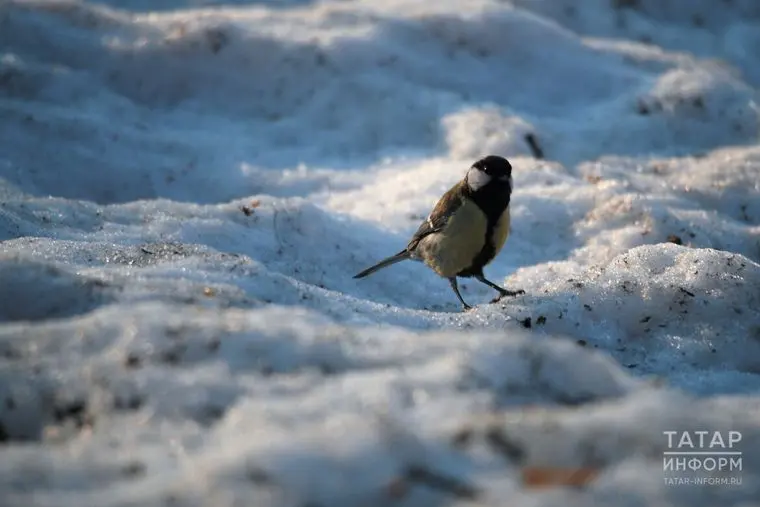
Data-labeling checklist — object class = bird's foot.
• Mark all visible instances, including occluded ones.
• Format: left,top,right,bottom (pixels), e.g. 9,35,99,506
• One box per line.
490,288,525,304
462,304,474,312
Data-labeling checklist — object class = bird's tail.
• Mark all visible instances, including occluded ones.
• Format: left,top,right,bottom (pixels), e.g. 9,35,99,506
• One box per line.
353,250,411,279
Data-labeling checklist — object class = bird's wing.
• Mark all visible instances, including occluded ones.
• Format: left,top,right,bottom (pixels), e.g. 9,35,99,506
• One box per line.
407,182,464,251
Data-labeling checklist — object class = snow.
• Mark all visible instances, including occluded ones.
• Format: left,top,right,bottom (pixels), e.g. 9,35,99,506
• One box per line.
1,0,760,505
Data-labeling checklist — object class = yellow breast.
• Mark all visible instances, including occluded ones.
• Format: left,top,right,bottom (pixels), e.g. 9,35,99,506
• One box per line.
491,207,511,256
416,199,488,278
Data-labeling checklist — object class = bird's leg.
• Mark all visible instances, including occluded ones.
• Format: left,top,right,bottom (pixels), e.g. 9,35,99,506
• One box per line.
448,278,472,311
475,274,525,304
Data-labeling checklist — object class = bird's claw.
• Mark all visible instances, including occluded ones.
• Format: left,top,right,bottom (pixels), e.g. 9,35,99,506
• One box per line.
490,289,525,304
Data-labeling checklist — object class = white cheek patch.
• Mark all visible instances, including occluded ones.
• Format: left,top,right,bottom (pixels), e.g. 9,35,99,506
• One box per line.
466,168,491,191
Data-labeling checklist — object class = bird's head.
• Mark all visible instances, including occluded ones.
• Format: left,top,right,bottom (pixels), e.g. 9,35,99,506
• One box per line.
465,155,513,193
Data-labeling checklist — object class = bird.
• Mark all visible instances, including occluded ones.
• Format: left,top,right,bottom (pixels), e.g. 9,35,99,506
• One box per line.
353,155,525,311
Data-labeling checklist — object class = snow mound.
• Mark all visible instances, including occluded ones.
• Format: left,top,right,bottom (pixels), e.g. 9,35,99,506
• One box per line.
0,256,113,322
510,244,760,393
1,303,758,506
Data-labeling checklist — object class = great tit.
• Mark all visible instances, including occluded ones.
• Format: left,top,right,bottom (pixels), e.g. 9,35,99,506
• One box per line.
354,155,524,311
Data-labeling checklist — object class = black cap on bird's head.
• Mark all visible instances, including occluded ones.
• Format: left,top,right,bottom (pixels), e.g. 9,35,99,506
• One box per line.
466,155,512,192
473,155,512,177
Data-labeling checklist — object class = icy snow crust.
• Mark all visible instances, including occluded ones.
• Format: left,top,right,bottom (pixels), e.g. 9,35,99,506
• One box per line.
1,0,760,505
